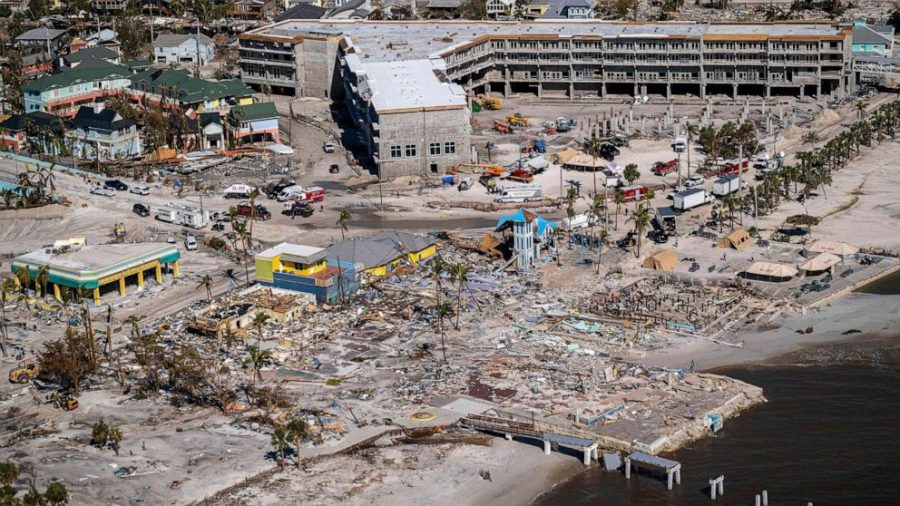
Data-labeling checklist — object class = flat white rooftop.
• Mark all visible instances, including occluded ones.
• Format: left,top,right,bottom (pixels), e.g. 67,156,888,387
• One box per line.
350,57,467,112
244,20,848,63
257,242,327,263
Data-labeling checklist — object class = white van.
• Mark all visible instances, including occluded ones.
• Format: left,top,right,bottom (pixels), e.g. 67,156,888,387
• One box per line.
185,235,198,251
276,185,304,202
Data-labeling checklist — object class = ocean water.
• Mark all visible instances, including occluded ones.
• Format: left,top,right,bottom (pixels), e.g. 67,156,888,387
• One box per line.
535,338,900,506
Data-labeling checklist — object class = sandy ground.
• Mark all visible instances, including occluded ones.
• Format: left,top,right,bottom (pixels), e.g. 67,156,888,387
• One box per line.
214,438,583,506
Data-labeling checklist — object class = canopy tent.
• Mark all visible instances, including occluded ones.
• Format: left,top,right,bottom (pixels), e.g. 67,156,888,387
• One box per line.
800,252,841,274
642,250,679,271
563,153,607,172
742,261,798,282
717,228,751,251
805,240,859,259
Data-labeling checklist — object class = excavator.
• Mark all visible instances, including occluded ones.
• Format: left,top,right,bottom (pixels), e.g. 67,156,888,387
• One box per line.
9,360,38,384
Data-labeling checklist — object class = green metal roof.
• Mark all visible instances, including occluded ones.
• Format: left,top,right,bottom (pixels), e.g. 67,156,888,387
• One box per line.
24,64,133,93
130,69,255,105
231,102,278,121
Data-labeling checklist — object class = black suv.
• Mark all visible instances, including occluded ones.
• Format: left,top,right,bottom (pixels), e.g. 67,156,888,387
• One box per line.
132,203,150,217
105,179,128,191
600,144,620,161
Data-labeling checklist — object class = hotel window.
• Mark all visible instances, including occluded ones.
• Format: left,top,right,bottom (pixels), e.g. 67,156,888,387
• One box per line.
390,145,402,158
405,144,417,157
429,142,441,155
444,142,456,154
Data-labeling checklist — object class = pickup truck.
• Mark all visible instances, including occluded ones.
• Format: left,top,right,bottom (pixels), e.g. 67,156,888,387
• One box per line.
652,159,678,176
90,185,115,197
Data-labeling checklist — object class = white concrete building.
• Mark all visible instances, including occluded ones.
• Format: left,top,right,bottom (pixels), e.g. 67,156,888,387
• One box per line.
153,33,216,66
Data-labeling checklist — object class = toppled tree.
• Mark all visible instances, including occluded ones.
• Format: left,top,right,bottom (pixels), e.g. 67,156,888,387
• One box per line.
37,326,96,395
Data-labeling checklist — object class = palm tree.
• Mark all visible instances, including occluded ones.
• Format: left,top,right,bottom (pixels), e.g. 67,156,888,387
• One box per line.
197,274,213,302
429,257,447,306
271,426,289,468
855,100,868,121
627,203,652,258
125,315,143,339
448,263,470,330
252,311,270,346
582,136,603,198
0,278,15,356
594,229,609,274
684,122,697,181
613,190,625,231
588,195,604,250
286,417,308,469
337,209,351,241
245,345,273,383
801,131,819,151
434,302,452,364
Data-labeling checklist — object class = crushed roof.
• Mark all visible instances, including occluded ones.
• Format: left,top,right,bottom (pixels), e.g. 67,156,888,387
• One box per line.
325,231,436,269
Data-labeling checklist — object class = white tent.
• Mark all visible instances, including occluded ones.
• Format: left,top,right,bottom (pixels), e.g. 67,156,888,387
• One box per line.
806,240,859,259
800,253,841,273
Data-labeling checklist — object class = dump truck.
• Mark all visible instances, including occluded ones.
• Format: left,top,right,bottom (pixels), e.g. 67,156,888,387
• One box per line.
9,361,38,383
673,188,714,211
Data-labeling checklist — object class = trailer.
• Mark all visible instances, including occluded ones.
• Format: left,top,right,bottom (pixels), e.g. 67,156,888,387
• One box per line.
672,188,713,211
156,203,210,228
495,184,543,203
673,134,688,153
712,174,741,197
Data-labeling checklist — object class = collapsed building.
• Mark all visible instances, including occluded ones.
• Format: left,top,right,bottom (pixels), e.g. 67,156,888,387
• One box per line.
189,286,308,338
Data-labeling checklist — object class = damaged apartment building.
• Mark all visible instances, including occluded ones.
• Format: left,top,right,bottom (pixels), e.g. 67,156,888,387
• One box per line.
238,20,852,178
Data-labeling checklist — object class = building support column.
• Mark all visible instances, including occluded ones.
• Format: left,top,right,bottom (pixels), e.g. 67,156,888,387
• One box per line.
765,84,771,98
536,83,542,99
118,277,126,296
665,82,671,100
543,440,551,455
583,447,591,466
732,83,738,100
137,271,144,291
485,82,491,95
93,287,100,306
504,80,511,98
699,83,705,100
816,84,821,102
799,85,804,99
600,82,606,99
633,82,639,98
155,264,163,283
173,261,180,278
569,82,574,100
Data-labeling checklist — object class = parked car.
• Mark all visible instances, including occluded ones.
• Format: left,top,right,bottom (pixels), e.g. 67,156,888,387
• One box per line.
105,179,128,191
210,211,232,222
600,143,620,161
184,235,198,251
323,141,336,153
90,185,115,197
166,233,176,244
684,175,705,188
285,203,314,218
236,202,272,220
129,185,150,195
329,164,340,174
132,203,150,217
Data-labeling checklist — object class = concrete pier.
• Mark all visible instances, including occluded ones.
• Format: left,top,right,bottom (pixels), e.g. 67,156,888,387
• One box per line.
709,475,724,499
624,451,682,490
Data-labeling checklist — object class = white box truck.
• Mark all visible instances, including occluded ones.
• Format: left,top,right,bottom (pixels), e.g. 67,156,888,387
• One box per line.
712,174,741,197
673,188,713,211
156,203,210,228
495,184,543,203
276,185,305,201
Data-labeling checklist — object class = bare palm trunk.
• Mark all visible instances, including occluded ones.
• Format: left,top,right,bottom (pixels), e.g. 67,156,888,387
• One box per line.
455,284,462,330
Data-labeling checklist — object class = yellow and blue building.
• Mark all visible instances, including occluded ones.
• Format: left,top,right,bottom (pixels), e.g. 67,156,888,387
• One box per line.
254,243,358,304
325,231,437,277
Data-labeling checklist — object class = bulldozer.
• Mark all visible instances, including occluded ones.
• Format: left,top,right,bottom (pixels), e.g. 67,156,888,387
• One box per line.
9,360,38,384
113,222,127,240
47,391,79,411
476,95,502,110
